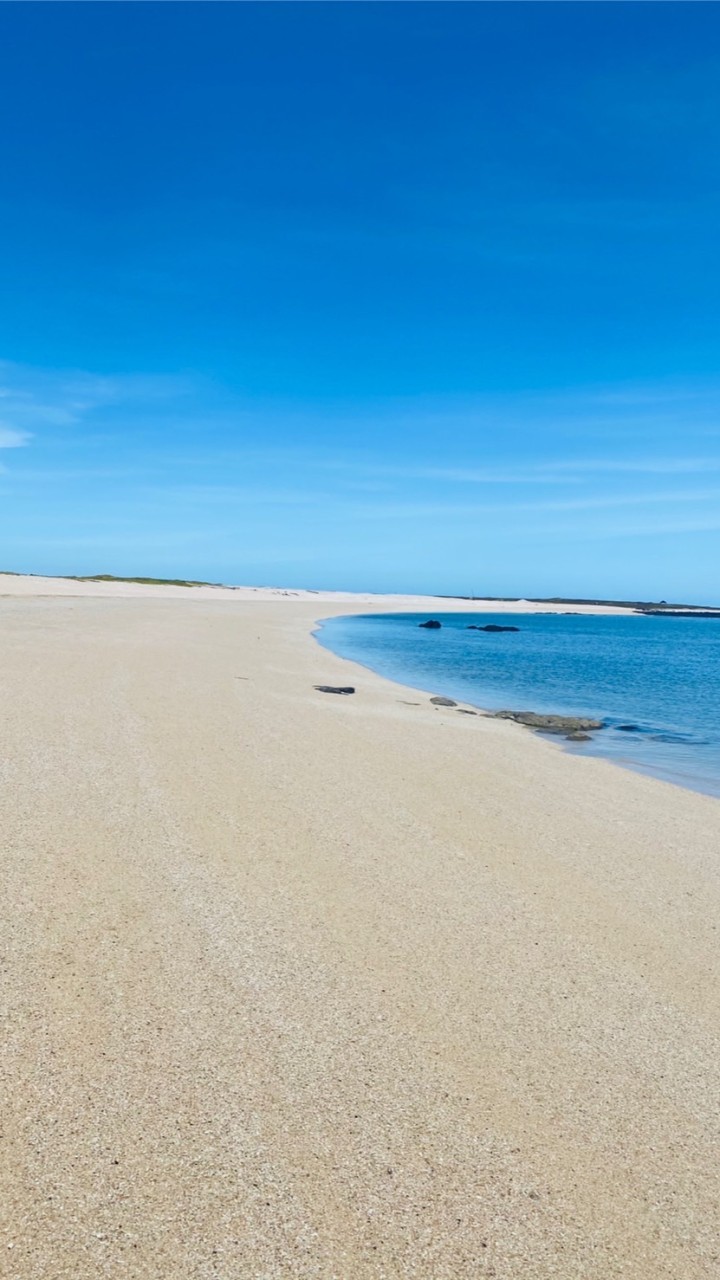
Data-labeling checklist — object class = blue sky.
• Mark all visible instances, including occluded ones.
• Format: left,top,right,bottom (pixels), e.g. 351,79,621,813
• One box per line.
1,3,719,600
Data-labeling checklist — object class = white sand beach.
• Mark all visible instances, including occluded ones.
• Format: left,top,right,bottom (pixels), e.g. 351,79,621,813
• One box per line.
2,578,720,1278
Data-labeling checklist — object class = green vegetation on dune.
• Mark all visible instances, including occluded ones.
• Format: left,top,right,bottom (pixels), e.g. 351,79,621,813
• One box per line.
0,570,219,586
70,574,220,587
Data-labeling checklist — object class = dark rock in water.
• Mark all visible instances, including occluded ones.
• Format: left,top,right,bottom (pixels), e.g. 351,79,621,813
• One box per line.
565,731,592,741
430,696,457,706
466,624,520,632
314,685,355,695
419,619,442,628
617,723,641,732
491,710,604,733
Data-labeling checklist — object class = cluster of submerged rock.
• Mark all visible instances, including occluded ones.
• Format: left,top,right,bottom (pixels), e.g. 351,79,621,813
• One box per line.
490,710,605,741
413,622,605,739
426,697,604,741
418,620,520,632
313,686,605,742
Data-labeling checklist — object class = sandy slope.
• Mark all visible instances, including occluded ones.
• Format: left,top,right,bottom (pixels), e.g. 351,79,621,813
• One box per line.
2,591,719,1279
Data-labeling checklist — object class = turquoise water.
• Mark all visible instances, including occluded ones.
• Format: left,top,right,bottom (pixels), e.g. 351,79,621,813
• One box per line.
317,612,720,798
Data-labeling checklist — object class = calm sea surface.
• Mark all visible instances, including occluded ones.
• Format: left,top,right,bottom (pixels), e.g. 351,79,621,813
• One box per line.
317,612,720,799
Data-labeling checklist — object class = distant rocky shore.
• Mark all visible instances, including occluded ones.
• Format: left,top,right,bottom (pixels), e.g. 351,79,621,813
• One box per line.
435,594,720,615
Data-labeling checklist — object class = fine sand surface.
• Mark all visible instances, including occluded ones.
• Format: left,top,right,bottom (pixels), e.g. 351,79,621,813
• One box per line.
2,587,720,1279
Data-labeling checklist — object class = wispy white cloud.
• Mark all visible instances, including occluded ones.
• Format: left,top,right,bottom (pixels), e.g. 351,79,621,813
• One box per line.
312,454,720,487
3,361,720,553
0,360,195,444
0,426,30,448
332,486,720,522
533,456,720,477
517,487,720,512
568,516,720,541
139,484,325,507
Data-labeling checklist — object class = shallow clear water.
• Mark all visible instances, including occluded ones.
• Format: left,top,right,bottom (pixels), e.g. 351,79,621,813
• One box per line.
317,612,720,799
